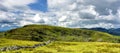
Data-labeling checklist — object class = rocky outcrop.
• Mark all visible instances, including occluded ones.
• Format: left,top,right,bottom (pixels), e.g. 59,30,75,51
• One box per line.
0,40,52,51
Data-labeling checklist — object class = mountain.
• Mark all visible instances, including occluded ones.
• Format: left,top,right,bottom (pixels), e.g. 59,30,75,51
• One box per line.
0,25,120,43
88,28,120,36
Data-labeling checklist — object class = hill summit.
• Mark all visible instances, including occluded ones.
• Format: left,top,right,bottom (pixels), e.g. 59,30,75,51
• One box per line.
1,25,120,43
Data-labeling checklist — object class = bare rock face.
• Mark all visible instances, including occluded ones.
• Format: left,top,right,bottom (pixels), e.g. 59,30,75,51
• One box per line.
0,40,52,51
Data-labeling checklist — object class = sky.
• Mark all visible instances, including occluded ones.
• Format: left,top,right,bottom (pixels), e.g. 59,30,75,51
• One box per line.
0,0,120,31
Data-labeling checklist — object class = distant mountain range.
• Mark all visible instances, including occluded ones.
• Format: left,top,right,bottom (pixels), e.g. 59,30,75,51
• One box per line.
88,28,120,36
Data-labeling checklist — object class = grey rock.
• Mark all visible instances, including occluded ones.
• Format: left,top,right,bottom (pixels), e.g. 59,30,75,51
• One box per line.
0,40,53,51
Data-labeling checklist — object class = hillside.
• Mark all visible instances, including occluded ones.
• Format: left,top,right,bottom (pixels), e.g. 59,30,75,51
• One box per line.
0,39,120,53
0,38,40,48
0,24,120,43
88,28,120,36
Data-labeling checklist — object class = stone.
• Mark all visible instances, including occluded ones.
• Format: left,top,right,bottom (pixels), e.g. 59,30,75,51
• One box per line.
0,40,53,51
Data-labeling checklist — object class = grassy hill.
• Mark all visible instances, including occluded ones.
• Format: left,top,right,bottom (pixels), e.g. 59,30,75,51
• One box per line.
0,39,120,53
0,24,119,43
87,28,120,36
0,38,40,48
0,25,120,53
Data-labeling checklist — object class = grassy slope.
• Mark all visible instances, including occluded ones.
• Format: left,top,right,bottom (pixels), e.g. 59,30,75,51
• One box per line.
0,25,120,53
0,39,120,53
0,38,40,48
1,24,119,42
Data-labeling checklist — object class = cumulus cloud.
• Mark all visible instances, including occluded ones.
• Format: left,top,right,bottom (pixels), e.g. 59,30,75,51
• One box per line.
0,0,37,30
47,0,120,28
0,0,36,10
0,0,120,31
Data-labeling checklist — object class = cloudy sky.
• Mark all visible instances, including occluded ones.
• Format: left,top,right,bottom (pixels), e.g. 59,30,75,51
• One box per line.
0,0,120,31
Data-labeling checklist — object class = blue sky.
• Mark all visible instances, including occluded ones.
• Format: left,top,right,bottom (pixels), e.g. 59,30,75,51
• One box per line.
0,0,120,31
29,0,48,12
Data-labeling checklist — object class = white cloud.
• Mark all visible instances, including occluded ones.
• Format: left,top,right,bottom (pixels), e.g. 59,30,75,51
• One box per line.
1,24,11,28
47,0,120,28
19,20,34,26
0,0,120,30
0,0,38,29
0,0,36,9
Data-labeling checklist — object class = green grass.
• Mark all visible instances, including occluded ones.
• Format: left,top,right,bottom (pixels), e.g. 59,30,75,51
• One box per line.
0,39,120,53
0,38,40,48
1,24,119,43
0,24,120,53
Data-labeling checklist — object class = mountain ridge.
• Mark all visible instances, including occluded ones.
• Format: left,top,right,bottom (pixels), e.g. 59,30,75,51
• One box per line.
87,28,120,36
